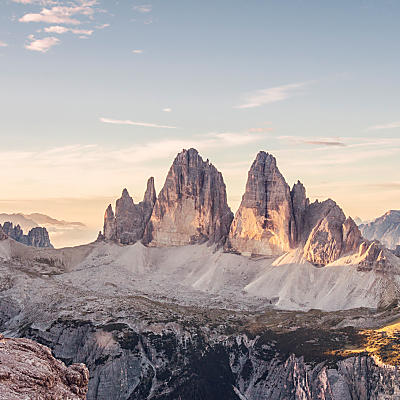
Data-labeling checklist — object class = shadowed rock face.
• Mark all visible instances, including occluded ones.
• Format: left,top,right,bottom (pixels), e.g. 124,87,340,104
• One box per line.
290,180,309,244
0,334,88,400
0,222,53,248
18,320,400,400
103,177,156,244
226,152,296,256
144,148,233,247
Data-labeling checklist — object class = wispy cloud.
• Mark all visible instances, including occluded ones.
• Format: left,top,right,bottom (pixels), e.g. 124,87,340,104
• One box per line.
95,23,109,29
100,117,177,129
20,8,81,25
279,136,346,147
18,1,99,25
25,35,59,52
367,121,400,131
44,25,93,35
134,4,152,13
234,81,311,109
0,41,8,47
132,49,143,54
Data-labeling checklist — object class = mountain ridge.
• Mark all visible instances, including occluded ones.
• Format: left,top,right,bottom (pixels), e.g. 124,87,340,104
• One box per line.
100,148,397,271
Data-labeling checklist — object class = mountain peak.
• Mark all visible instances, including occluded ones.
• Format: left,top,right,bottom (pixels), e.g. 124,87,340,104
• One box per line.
144,149,232,246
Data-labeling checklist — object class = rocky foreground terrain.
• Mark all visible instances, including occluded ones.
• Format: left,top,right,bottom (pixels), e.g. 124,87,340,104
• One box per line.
1,148,400,399
0,334,88,399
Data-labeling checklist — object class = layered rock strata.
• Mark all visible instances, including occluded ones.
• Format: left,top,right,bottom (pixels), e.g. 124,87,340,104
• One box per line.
103,177,156,244
0,334,88,400
0,222,53,248
144,148,233,246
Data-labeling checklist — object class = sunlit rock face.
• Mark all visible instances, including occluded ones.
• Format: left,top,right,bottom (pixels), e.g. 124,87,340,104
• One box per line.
226,152,296,256
144,148,233,247
303,203,347,265
225,151,369,264
342,217,364,254
103,177,156,244
302,200,367,265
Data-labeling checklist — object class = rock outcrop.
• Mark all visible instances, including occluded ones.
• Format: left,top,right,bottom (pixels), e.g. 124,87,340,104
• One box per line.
226,152,296,256
303,202,347,265
0,334,88,400
225,151,380,266
360,210,400,250
144,148,233,246
102,177,156,244
0,222,53,248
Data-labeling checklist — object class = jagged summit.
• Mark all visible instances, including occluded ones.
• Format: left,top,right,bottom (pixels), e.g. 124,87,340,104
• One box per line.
144,148,233,246
0,222,53,248
98,148,395,270
102,177,156,244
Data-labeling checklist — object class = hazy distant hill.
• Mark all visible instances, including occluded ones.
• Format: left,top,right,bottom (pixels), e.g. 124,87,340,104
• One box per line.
359,210,400,250
0,213,87,248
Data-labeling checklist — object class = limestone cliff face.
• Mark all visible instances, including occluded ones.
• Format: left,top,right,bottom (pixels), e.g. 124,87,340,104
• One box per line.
144,148,233,247
103,178,156,244
226,152,297,256
0,334,88,400
225,151,373,265
303,203,347,266
0,222,53,248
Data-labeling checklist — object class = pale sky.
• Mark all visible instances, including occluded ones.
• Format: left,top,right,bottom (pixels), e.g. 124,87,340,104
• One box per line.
0,0,399,247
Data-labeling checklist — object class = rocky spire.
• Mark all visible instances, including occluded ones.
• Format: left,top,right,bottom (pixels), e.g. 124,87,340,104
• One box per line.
144,148,233,246
102,178,157,244
103,204,116,240
143,177,156,206
226,151,296,256
290,180,309,244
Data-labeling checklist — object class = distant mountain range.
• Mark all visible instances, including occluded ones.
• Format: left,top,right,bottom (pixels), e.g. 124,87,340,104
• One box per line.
0,221,52,248
1,148,400,399
359,210,400,250
0,213,85,232
0,213,86,248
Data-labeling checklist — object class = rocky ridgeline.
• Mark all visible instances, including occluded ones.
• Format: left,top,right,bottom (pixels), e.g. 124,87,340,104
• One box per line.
0,221,53,248
100,148,393,267
0,334,88,399
360,210,400,250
